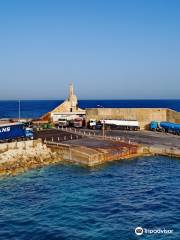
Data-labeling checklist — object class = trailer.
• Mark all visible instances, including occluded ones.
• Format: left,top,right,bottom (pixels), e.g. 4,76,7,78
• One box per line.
101,119,140,130
88,119,140,130
0,122,33,142
149,121,180,135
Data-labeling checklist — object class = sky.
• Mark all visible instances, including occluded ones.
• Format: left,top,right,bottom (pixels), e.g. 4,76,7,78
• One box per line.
0,0,180,100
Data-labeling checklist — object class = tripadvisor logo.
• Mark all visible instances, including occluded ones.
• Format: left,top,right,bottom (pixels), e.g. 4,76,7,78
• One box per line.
135,227,143,236
135,226,173,236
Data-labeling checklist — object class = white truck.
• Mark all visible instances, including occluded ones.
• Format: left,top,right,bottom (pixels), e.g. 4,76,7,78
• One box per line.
88,119,140,131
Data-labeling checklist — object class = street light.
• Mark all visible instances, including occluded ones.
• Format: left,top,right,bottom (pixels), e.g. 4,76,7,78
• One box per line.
18,100,21,122
97,104,105,139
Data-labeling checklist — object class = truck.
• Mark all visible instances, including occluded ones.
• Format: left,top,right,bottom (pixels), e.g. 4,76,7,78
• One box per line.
58,119,69,128
149,121,180,135
0,122,33,142
72,117,84,128
88,119,140,130
88,119,103,130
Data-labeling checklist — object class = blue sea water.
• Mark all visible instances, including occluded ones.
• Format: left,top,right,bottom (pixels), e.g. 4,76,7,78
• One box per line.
0,99,179,119
0,156,180,240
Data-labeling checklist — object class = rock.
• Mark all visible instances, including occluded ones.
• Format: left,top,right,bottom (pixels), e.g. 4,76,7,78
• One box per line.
0,140,63,177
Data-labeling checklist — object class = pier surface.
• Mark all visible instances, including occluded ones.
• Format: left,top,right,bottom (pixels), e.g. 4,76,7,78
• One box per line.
0,128,179,177
46,137,139,167
35,128,180,164
34,128,180,148
94,130,180,149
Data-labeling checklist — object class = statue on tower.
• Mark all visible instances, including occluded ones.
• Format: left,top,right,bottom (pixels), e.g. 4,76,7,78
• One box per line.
68,82,78,111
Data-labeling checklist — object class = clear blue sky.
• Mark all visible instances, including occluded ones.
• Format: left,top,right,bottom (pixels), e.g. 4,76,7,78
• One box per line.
0,0,180,100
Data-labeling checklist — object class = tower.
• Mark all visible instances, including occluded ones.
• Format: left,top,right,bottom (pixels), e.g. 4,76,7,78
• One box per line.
69,82,74,101
68,82,78,111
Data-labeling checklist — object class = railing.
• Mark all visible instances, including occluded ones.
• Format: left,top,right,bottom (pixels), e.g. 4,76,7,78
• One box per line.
44,140,92,161
55,127,138,146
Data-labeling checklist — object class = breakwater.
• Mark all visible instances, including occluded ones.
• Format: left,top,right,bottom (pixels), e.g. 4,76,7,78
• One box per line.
0,140,62,177
86,108,180,129
140,145,180,158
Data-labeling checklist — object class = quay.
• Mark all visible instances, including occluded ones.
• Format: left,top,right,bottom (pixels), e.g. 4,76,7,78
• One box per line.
0,83,179,176
34,128,140,167
0,127,179,177
35,127,180,166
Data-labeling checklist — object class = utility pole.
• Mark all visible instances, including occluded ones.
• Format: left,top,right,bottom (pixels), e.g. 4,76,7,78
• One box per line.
97,105,105,139
18,100,21,122
102,110,105,139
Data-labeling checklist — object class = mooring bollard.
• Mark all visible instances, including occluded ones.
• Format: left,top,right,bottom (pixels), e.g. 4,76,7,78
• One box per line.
64,136,66,141
71,134,73,140
58,137,60,141
84,131,85,135
89,132,91,136
52,137,54,142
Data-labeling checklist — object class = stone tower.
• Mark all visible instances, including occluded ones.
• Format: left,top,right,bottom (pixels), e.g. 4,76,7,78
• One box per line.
41,83,85,122
68,82,78,111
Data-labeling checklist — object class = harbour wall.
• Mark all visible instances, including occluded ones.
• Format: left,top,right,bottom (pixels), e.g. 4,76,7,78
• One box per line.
0,140,62,177
46,141,140,167
140,145,180,158
86,108,180,129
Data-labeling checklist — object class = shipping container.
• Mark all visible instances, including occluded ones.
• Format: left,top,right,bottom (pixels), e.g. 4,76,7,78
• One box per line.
0,123,33,141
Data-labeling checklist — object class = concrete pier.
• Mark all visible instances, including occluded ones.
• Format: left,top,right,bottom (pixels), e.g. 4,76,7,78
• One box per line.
46,138,140,167
0,127,179,177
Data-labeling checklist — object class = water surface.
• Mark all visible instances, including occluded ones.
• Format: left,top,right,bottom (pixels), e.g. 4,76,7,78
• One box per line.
0,99,179,119
0,156,179,240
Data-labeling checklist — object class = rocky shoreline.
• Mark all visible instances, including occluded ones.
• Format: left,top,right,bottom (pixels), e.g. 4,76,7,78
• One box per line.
0,140,62,177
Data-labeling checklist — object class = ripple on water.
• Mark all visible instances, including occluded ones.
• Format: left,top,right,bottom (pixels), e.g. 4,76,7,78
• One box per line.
0,156,180,240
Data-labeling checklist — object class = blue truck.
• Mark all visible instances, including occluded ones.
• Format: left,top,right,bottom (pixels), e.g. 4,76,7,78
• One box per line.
0,122,33,142
149,121,180,135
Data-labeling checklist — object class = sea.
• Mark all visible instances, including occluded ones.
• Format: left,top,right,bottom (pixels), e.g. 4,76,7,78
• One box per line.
0,99,179,119
0,100,180,240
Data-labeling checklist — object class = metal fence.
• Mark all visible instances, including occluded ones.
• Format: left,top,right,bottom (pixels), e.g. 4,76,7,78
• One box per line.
57,127,138,146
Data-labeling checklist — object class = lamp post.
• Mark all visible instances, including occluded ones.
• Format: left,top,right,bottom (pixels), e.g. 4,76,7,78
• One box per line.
97,105,105,139
18,100,21,122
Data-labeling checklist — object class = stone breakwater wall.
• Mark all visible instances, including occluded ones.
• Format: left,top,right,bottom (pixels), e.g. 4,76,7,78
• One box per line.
139,145,180,158
0,140,62,177
86,108,180,130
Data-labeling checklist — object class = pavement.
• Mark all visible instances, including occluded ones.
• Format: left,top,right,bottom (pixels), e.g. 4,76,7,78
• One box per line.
34,129,82,142
34,128,180,150
80,129,180,149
